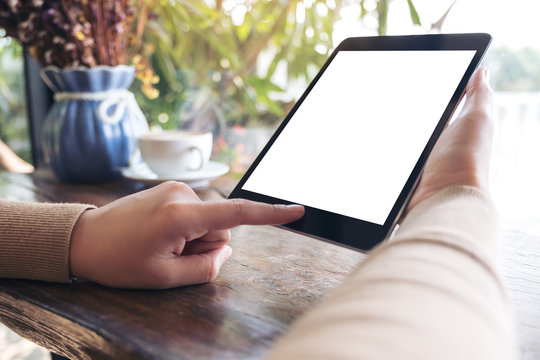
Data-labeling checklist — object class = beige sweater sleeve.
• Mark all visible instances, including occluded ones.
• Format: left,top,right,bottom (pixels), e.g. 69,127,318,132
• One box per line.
0,199,93,283
268,186,517,360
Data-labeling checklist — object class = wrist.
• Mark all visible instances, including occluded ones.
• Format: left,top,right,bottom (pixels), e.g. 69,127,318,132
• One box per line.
407,171,489,214
69,208,94,280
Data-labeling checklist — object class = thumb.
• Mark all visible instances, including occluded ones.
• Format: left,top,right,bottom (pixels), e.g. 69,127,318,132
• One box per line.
460,67,493,119
158,245,233,289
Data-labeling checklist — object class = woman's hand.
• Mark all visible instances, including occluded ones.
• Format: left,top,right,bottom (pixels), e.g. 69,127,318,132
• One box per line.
70,181,304,289
407,67,494,212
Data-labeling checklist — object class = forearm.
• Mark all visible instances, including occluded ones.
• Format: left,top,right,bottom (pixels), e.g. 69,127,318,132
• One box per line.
268,186,516,360
0,199,93,282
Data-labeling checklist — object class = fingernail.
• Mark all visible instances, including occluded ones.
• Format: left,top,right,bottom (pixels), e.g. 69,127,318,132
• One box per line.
286,204,305,214
219,246,233,264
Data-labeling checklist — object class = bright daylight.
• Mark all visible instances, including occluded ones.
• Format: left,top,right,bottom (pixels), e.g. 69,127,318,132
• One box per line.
0,0,538,359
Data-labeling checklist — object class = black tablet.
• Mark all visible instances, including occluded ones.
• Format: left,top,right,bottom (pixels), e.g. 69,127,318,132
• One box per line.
229,33,492,251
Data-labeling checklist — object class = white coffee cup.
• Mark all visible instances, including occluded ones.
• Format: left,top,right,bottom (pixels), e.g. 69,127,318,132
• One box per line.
138,130,213,177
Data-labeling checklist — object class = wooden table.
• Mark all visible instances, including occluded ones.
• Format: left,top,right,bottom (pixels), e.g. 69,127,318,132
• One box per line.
0,170,538,359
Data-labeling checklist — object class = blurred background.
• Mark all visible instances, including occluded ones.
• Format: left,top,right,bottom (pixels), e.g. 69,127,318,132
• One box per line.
0,0,539,358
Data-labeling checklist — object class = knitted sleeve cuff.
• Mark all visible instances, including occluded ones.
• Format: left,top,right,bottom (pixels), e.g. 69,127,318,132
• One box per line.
0,200,95,283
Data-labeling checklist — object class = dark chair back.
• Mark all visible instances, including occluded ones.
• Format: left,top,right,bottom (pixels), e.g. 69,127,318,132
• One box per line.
23,50,53,168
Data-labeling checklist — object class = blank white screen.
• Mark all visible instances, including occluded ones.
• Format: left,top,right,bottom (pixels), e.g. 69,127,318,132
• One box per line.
243,50,476,225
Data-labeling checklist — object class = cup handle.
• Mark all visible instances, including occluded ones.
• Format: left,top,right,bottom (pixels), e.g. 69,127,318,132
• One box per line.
186,146,204,171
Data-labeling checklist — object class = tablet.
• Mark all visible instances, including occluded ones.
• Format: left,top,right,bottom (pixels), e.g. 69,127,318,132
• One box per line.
229,33,492,251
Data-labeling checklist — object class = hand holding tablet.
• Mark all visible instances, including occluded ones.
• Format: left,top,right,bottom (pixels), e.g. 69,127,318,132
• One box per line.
406,66,494,213
230,33,492,251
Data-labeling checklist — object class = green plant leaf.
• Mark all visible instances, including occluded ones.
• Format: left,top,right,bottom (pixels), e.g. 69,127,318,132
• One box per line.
406,0,422,26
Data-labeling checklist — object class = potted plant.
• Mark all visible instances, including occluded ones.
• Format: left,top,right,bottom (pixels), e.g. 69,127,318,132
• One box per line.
0,0,158,182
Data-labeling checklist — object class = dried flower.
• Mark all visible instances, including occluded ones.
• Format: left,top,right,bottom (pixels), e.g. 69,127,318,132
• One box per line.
0,0,159,98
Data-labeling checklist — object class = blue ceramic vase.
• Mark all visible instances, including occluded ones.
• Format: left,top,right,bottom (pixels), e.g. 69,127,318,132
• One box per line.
40,65,149,182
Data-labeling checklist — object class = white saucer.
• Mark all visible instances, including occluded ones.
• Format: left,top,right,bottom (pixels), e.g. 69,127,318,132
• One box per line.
121,161,230,188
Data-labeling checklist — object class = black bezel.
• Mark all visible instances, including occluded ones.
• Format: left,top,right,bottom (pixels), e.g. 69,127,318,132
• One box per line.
229,33,492,251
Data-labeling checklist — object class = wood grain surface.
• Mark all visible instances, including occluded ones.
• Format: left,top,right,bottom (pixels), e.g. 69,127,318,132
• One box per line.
499,224,540,360
0,227,363,359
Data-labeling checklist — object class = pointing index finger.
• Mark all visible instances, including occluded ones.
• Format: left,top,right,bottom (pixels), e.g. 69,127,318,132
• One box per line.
195,199,305,231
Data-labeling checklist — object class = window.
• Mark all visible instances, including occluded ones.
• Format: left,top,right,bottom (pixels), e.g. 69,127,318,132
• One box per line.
0,38,31,169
